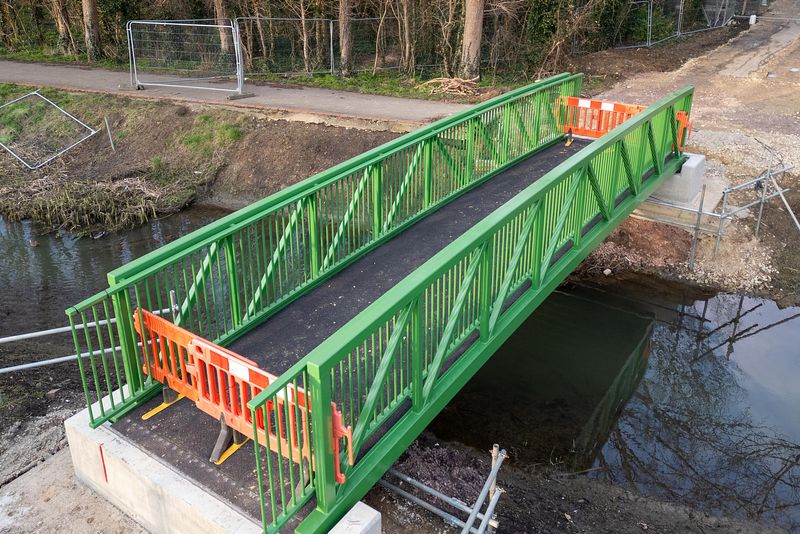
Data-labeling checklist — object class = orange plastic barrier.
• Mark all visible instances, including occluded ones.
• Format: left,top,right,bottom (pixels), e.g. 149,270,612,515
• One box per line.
557,96,691,150
558,96,645,139
676,110,691,151
133,309,198,401
133,309,354,482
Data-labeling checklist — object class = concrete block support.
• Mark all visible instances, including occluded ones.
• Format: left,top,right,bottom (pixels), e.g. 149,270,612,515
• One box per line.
329,501,382,534
65,407,261,534
655,152,705,204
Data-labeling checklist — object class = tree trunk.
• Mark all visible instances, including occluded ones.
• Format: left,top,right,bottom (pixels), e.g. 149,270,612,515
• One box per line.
81,0,103,61
0,0,18,47
212,0,233,53
338,0,353,76
299,2,311,74
460,0,484,79
50,0,76,55
398,0,415,75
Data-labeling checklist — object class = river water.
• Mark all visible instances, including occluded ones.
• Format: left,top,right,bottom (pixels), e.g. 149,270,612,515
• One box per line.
1,210,798,530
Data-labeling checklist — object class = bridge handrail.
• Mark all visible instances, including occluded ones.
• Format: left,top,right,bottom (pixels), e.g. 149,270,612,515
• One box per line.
66,73,584,428
247,85,694,533
106,72,575,287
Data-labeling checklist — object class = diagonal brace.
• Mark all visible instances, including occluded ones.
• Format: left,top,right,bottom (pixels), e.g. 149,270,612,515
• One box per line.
539,172,583,284
585,164,611,221
487,202,541,334
351,302,413,456
421,247,484,402
175,241,219,327
321,168,370,271
245,198,304,320
382,144,425,233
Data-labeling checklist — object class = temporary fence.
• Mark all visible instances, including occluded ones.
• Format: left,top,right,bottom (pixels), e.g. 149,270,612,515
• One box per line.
558,96,692,150
132,308,354,479
236,17,336,75
0,91,98,169
615,0,739,49
127,19,245,95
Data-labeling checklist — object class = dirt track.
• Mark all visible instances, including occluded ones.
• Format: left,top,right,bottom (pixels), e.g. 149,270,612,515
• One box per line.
579,1,800,305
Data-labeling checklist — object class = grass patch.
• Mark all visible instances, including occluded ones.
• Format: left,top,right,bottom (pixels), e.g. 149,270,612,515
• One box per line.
0,47,126,71
251,71,522,103
181,114,243,157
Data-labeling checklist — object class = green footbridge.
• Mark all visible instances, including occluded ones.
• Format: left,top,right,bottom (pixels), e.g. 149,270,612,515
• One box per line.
67,73,693,533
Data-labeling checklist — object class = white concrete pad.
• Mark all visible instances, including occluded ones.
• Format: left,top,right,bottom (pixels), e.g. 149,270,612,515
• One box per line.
329,501,381,534
65,406,262,534
654,153,705,204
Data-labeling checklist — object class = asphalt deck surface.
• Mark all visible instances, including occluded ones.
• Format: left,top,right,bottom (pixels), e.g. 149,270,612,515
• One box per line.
113,138,589,523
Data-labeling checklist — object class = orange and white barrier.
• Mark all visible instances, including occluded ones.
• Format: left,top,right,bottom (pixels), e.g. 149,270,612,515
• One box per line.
133,309,198,401
558,96,644,139
557,96,691,150
133,309,354,482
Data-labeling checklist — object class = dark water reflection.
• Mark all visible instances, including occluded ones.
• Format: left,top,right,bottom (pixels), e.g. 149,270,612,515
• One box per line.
430,285,800,531
0,208,230,347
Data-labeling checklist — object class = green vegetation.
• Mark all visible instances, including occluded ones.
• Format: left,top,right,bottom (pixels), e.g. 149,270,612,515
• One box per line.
0,84,243,234
181,114,243,157
252,71,519,103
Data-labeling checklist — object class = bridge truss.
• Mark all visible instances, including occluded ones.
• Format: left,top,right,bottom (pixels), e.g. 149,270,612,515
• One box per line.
67,73,693,533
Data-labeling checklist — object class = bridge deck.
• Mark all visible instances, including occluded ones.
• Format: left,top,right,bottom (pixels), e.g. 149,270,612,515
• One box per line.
113,139,589,522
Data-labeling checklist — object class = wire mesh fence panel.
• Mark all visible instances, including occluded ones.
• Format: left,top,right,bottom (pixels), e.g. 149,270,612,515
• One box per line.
614,0,737,48
128,20,243,93
238,17,334,75
351,18,404,73
0,91,97,169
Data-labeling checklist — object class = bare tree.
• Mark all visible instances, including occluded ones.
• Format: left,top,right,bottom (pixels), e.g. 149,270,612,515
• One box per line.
212,0,234,52
339,0,353,75
0,0,18,47
397,0,415,74
81,0,102,60
460,0,484,79
49,0,77,55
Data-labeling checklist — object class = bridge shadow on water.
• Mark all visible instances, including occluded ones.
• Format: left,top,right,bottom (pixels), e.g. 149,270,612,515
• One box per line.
428,282,800,531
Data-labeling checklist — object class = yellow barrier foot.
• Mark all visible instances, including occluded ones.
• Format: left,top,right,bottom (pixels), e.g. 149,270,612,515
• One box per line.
141,394,185,421
213,438,251,466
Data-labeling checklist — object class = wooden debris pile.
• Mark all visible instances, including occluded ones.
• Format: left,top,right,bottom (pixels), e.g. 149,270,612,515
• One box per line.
417,77,480,96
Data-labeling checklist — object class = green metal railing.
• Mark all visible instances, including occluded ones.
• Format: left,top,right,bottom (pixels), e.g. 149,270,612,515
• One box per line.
66,72,581,428
248,85,693,533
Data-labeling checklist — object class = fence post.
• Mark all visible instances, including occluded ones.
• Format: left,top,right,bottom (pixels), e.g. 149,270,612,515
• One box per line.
223,235,242,327
479,242,493,340
423,138,433,208
127,22,140,89
110,290,143,394
411,296,424,411
677,0,684,36
647,0,653,47
231,18,245,95
329,19,336,75
308,361,337,514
